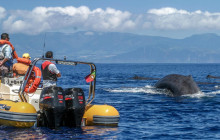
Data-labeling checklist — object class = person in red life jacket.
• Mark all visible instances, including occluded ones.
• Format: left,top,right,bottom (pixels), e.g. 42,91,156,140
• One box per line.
13,53,31,76
41,51,61,88
0,33,13,76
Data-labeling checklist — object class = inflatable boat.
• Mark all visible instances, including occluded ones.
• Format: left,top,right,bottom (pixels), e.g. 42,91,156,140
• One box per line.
0,100,36,127
0,58,119,128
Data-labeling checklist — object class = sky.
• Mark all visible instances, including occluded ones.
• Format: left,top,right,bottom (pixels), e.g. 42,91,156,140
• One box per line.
1,0,220,38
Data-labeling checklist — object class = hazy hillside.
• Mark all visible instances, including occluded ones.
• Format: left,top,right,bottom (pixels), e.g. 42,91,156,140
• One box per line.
9,32,220,63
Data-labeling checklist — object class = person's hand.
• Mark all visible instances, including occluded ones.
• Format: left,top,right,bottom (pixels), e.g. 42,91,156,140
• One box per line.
0,61,3,66
57,73,61,77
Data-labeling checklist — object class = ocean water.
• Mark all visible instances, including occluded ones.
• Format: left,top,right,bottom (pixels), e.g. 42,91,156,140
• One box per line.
1,63,220,139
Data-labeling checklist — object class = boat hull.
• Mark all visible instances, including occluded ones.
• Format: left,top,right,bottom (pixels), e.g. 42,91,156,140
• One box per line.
83,104,120,126
0,100,37,128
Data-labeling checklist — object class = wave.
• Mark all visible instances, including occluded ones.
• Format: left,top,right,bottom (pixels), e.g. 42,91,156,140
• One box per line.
207,89,220,95
105,85,165,95
181,90,220,98
105,85,220,98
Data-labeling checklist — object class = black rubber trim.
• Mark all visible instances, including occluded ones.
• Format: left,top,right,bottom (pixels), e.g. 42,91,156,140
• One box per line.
0,110,37,122
93,115,120,124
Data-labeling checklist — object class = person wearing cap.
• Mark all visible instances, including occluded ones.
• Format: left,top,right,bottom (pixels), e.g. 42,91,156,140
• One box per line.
41,51,61,88
13,53,31,76
0,33,13,76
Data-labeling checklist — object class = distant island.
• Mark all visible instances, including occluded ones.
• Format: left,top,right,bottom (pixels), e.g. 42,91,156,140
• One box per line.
11,32,220,63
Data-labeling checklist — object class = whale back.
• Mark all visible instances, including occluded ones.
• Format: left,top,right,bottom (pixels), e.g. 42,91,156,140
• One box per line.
155,74,200,96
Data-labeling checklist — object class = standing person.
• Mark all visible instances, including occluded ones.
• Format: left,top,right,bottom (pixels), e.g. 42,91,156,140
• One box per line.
13,53,31,76
41,51,61,87
0,33,13,76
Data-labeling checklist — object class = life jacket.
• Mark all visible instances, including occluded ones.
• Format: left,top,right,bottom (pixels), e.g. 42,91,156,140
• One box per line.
13,57,31,76
17,57,31,65
41,61,57,81
0,40,18,59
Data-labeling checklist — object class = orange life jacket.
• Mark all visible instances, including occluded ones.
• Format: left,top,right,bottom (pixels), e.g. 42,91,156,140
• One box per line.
13,57,31,76
0,40,18,59
17,57,31,65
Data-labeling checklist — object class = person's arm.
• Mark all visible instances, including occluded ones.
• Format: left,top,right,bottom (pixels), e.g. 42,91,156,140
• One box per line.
0,58,8,66
48,64,61,77
0,45,12,66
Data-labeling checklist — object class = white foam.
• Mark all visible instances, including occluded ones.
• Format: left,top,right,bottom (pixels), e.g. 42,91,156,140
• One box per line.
105,85,164,94
207,90,220,95
182,91,206,98
105,85,220,98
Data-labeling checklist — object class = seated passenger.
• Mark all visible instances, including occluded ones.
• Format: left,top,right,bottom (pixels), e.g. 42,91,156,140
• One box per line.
13,53,31,76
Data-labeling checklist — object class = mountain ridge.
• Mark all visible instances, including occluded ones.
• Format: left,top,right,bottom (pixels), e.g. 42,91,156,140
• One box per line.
9,31,220,63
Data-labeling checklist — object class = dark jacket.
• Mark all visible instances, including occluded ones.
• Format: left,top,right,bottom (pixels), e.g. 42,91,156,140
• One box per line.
41,61,57,81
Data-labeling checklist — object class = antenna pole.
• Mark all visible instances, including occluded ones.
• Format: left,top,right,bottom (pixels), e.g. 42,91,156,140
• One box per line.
42,33,46,58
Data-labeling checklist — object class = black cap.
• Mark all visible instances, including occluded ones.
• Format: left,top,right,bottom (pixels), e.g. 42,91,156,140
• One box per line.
1,33,9,40
45,51,53,58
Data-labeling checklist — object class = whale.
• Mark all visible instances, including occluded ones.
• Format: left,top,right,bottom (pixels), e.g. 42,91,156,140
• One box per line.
155,74,200,96
206,75,220,79
130,75,160,80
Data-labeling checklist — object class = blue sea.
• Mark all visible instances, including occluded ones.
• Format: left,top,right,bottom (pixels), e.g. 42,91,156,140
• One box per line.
1,63,220,140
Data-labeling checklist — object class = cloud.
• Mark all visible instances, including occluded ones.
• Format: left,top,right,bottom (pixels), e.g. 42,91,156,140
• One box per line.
2,6,220,34
0,7,6,20
2,6,134,34
148,7,189,15
84,31,94,36
146,7,220,30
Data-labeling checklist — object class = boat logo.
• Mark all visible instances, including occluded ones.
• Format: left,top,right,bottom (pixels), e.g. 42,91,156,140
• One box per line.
43,93,54,98
0,104,11,110
40,93,54,101
65,95,74,100
65,95,74,98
